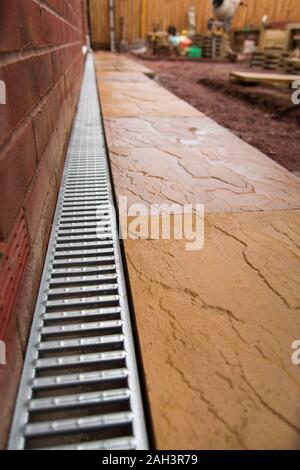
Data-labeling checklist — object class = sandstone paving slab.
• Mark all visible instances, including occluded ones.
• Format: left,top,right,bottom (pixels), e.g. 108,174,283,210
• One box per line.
104,116,300,213
98,82,201,119
94,52,155,77
94,53,300,450
97,71,152,84
123,210,300,449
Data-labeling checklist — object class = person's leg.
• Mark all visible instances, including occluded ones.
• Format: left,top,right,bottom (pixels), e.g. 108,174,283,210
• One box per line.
223,18,237,60
223,17,232,32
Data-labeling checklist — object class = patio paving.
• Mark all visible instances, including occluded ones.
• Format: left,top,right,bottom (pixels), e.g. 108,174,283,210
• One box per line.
94,52,300,450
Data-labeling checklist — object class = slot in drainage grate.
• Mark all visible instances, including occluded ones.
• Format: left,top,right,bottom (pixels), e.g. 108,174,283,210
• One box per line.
8,54,149,451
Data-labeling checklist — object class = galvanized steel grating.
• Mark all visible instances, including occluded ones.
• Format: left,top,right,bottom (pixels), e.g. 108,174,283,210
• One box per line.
8,54,149,451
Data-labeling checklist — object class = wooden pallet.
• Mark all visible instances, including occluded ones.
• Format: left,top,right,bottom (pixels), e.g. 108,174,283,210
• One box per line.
196,34,225,58
251,49,294,72
283,57,300,74
279,53,291,70
230,71,300,88
193,34,203,47
251,51,265,67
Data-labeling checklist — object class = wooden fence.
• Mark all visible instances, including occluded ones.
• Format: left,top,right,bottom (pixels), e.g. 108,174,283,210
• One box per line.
89,0,300,48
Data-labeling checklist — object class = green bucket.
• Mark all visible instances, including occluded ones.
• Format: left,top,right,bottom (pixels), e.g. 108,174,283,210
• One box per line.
188,46,202,59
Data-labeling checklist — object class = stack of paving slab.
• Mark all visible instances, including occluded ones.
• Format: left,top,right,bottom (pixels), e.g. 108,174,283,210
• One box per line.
283,57,300,74
201,34,225,58
251,48,290,71
94,52,300,450
263,49,284,70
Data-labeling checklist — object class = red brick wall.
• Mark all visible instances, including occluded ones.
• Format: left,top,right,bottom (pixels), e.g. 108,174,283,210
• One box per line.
0,0,87,448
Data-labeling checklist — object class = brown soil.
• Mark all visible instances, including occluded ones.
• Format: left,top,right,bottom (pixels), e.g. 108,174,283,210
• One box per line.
134,57,300,175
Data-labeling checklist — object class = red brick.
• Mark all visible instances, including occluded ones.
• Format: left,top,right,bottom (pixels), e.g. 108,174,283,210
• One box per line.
42,128,60,181
0,68,12,147
0,0,87,449
24,160,51,244
33,52,54,98
15,175,57,346
33,57,78,160
64,60,74,95
4,58,39,128
0,0,21,52
53,44,81,84
51,48,64,82
51,77,66,127
41,7,66,46
56,151,67,187
0,0,43,52
65,3,75,26
33,95,54,159
45,0,67,18
18,0,43,49
55,93,71,152
81,0,88,42
0,122,38,240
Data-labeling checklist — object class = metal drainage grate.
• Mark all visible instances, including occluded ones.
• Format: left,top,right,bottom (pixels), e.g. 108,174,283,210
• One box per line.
8,54,149,451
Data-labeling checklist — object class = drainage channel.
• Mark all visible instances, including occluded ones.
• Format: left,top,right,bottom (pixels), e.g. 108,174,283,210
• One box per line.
8,54,149,451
